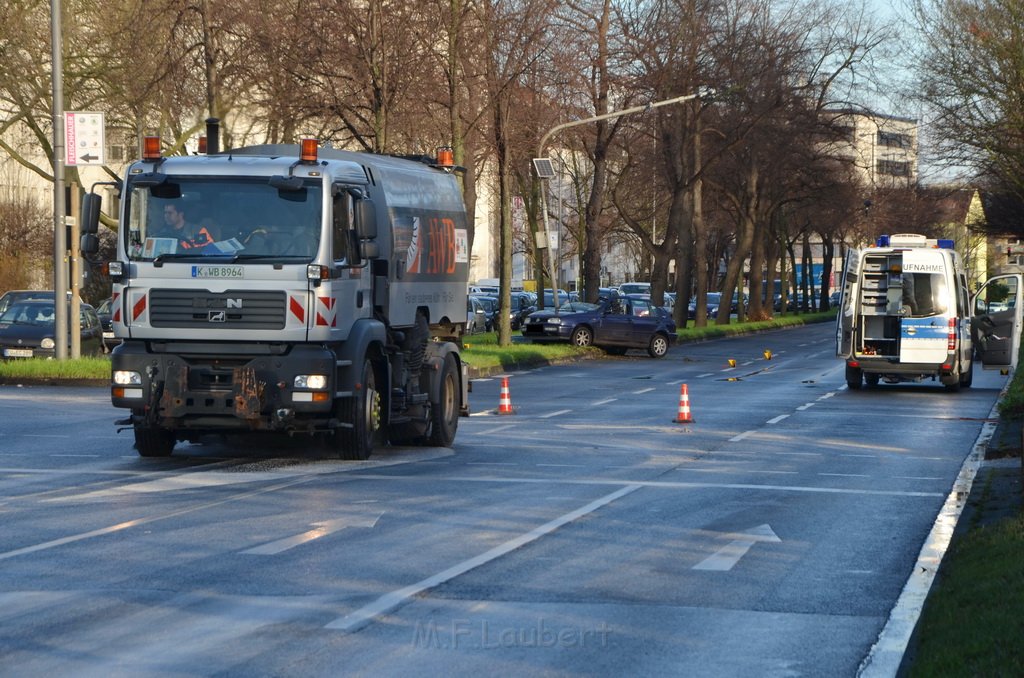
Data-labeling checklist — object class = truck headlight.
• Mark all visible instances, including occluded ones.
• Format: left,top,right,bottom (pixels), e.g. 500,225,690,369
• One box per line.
294,374,327,390
113,370,143,385
41,338,55,349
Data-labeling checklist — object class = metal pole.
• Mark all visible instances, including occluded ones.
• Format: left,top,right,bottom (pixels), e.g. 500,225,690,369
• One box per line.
51,0,68,360
535,89,712,311
539,180,558,314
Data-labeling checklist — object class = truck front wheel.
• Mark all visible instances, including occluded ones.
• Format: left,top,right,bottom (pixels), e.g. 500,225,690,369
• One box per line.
335,359,381,460
427,354,460,447
135,426,175,457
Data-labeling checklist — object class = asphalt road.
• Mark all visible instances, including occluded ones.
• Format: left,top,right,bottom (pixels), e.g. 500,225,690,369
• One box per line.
0,323,1007,676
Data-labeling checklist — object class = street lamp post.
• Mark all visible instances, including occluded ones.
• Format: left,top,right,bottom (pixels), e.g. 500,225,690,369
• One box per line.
532,88,713,314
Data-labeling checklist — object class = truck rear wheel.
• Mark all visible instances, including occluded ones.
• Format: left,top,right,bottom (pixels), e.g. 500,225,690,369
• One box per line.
335,358,380,460
135,426,175,457
427,354,460,447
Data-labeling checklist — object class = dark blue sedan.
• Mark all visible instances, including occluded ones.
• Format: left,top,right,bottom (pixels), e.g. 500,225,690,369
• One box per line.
521,297,677,358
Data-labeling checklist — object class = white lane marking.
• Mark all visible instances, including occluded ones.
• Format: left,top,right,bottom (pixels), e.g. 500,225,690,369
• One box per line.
632,387,655,395
473,424,517,434
692,524,781,571
766,415,790,424
324,484,642,632
44,471,305,500
819,473,871,478
0,477,316,562
796,403,816,411
729,431,755,442
697,373,715,378
842,454,877,459
591,398,618,406
817,392,836,401
242,511,384,555
536,464,584,468
540,409,572,419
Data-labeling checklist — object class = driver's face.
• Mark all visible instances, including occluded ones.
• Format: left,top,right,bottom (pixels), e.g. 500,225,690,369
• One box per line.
164,205,183,228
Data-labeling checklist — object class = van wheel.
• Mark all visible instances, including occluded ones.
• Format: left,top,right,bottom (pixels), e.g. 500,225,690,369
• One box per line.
845,365,863,390
960,360,974,388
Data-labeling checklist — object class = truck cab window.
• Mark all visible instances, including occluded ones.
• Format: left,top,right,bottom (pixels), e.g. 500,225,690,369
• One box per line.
333,194,353,263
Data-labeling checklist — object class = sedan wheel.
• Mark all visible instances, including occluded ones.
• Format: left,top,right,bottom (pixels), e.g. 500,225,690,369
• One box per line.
571,326,593,347
648,333,669,358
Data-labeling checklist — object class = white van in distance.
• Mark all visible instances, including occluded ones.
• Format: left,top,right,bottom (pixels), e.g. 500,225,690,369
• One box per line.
836,233,1022,390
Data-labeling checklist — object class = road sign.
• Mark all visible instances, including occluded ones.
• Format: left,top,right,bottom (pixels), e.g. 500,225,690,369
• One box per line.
65,111,105,166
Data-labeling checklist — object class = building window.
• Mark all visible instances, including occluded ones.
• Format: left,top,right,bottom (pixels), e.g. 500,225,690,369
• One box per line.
108,145,124,161
1009,239,1024,266
877,131,912,149
877,159,911,176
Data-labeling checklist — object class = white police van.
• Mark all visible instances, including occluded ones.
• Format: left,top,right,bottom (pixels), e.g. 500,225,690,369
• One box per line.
836,233,1023,390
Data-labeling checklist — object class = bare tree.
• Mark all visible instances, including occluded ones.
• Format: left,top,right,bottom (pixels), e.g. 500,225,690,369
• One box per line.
910,0,1024,199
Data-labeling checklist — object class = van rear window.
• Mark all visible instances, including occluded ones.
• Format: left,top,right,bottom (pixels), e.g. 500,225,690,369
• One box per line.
901,272,948,317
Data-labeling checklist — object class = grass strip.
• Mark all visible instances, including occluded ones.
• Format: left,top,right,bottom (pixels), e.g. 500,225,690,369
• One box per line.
910,512,1024,676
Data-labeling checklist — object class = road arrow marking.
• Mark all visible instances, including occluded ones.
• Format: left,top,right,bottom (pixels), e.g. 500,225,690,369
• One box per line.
242,510,384,555
692,523,781,571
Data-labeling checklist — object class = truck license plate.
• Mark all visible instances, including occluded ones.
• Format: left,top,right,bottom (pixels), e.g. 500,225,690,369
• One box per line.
192,265,244,279
3,348,34,358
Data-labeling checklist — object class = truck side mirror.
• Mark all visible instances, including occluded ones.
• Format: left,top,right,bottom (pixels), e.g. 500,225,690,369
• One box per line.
80,193,101,255
354,199,377,240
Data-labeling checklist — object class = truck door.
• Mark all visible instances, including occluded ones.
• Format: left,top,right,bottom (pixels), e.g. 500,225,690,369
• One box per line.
898,250,951,365
973,274,1024,370
835,248,860,358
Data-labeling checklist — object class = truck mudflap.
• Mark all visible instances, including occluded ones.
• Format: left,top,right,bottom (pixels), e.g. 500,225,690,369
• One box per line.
233,365,263,421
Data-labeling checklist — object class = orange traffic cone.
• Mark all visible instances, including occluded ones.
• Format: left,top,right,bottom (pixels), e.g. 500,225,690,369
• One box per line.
498,376,514,414
674,384,695,423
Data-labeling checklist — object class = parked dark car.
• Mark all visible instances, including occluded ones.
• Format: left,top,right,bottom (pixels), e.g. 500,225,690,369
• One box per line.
508,291,537,330
688,292,723,319
521,296,677,358
466,296,487,334
0,289,68,315
470,294,500,331
95,296,120,352
0,299,103,359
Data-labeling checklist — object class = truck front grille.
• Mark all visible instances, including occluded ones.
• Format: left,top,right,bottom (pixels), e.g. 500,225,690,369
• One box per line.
149,289,286,330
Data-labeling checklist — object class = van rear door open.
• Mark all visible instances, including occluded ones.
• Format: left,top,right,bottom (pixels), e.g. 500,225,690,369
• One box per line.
974,274,1024,370
898,249,953,365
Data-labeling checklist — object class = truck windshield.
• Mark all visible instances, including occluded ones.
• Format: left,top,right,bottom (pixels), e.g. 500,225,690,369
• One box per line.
125,177,322,261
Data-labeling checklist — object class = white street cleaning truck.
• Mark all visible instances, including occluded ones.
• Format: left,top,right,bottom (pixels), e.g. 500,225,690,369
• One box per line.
836,233,1023,390
81,129,470,459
